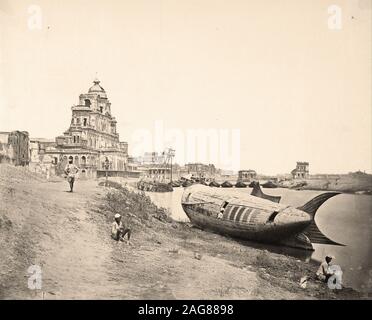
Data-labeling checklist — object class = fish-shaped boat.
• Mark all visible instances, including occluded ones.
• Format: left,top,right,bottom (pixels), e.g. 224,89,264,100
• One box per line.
181,185,344,250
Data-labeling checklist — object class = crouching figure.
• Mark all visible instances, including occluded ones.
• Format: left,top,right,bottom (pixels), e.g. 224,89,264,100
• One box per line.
111,213,132,245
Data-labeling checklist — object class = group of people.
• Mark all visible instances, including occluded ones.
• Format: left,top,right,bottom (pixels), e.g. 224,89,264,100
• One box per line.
64,159,132,244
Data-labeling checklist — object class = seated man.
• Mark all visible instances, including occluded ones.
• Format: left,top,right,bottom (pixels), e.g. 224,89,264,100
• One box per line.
111,213,131,245
316,254,335,282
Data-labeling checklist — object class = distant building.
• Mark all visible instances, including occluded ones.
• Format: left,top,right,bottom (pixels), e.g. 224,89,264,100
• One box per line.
142,152,165,165
0,130,29,166
185,163,216,179
28,138,58,177
43,79,129,178
130,152,168,166
291,162,309,179
238,170,257,182
220,169,235,177
144,166,172,181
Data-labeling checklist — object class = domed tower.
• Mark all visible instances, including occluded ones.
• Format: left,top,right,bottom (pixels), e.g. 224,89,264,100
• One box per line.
52,78,128,178
78,78,111,115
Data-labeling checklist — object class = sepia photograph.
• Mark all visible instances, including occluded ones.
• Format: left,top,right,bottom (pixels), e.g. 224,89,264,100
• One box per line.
0,0,371,308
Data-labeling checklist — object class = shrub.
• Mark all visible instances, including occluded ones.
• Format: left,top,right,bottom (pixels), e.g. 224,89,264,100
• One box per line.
99,185,173,227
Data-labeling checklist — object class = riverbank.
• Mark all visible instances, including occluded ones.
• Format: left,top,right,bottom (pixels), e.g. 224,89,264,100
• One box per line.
278,174,372,194
0,164,369,299
129,172,372,194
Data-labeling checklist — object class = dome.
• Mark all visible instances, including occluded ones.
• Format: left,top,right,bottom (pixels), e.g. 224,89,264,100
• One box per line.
88,78,107,98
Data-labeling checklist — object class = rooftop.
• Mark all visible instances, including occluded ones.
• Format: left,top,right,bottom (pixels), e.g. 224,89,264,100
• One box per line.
88,78,107,98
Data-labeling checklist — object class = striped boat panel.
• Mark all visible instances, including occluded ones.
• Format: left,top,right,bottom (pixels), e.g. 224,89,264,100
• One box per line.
248,209,261,224
241,208,253,223
249,209,274,224
229,206,240,220
249,210,260,224
222,205,233,219
235,207,246,222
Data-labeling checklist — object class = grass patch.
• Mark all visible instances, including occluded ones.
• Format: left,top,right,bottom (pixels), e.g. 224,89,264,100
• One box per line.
98,183,173,228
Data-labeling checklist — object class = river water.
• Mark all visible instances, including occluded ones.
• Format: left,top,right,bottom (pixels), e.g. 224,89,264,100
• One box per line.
146,187,372,293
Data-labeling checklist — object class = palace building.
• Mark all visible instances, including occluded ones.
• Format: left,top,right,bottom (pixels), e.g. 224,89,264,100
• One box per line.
291,161,309,179
44,79,128,178
238,169,257,182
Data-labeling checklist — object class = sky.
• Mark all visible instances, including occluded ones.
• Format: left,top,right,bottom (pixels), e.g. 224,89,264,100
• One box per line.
0,0,371,174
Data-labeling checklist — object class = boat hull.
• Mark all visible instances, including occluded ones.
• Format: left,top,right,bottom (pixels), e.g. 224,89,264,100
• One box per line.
182,203,313,250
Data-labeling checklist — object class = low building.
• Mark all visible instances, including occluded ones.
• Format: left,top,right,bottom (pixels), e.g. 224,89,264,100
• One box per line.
28,138,59,178
0,131,29,166
185,163,216,179
291,162,309,179
238,169,257,182
144,166,172,182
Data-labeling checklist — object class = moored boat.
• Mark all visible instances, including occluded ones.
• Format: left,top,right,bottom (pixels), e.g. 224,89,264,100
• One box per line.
209,180,221,187
137,179,173,192
235,181,247,188
262,181,278,188
181,185,343,250
171,180,181,187
221,181,233,188
182,180,194,188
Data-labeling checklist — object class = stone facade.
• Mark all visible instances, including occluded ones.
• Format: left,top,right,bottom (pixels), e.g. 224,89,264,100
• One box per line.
238,169,257,182
185,163,217,179
28,138,57,178
0,131,29,166
291,161,309,179
44,79,128,178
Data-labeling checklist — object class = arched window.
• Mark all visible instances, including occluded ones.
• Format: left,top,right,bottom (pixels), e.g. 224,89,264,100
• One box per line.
69,156,73,163
85,99,91,108
75,156,79,165
81,156,86,166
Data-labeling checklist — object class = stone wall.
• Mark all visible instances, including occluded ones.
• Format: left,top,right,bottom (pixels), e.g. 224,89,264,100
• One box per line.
0,131,29,166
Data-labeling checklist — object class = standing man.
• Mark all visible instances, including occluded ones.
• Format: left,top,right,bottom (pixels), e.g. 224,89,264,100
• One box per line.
104,157,110,187
64,158,79,192
111,213,132,245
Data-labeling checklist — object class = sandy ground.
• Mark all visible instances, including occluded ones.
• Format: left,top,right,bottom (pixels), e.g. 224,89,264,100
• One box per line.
0,164,367,299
